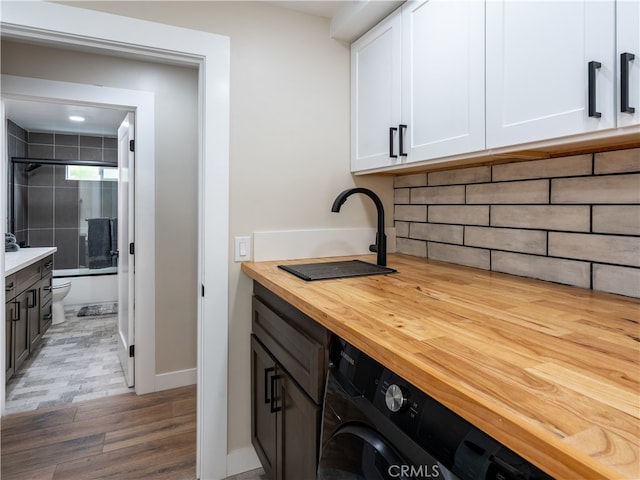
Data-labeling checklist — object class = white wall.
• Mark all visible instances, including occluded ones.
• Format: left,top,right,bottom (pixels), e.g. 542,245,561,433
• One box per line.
11,1,395,459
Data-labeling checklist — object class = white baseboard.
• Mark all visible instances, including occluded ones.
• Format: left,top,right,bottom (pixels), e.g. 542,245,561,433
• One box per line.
252,227,396,262
226,446,262,477
154,368,197,391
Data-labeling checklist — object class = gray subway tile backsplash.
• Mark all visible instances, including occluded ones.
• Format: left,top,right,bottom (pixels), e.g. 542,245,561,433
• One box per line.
491,154,592,181
551,174,640,204
593,148,640,174
394,147,640,298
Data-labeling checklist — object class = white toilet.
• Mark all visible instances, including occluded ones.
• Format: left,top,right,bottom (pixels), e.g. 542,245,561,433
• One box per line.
51,278,72,325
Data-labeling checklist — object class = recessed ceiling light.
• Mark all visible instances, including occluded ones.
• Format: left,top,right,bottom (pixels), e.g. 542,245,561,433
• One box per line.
69,115,85,122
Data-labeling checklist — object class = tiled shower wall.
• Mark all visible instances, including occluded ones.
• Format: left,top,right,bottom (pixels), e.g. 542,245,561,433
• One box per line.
394,147,640,298
6,120,117,269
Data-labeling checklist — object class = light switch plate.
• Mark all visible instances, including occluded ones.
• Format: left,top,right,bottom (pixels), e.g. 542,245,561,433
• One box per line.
234,235,251,262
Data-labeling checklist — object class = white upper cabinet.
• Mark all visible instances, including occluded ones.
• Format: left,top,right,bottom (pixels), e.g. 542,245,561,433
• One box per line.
617,0,640,128
486,1,616,149
401,0,485,162
351,10,402,172
352,0,638,174
351,0,485,172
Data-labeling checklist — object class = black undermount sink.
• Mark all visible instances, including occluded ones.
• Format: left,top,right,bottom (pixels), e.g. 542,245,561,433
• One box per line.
278,260,397,281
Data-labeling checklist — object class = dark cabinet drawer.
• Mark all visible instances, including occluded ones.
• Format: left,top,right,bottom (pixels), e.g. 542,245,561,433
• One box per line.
5,273,17,301
252,296,325,404
41,255,54,277
41,300,53,333
39,276,53,306
16,261,42,294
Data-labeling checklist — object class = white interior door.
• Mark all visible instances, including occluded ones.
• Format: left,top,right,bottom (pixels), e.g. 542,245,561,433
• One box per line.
117,112,135,387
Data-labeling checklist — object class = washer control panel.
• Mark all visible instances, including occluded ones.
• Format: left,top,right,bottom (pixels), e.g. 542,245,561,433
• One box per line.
384,384,408,412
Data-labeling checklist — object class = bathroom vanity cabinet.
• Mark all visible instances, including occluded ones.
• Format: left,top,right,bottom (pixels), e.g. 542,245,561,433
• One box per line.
5,254,53,382
250,282,329,480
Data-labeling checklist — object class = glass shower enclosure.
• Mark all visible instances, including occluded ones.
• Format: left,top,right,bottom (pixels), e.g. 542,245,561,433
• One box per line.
9,157,118,274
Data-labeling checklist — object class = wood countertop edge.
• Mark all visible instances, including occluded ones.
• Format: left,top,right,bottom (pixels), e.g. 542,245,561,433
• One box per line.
241,258,634,480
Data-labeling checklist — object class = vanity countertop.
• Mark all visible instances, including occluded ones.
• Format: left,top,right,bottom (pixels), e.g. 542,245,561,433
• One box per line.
5,247,57,276
241,253,640,480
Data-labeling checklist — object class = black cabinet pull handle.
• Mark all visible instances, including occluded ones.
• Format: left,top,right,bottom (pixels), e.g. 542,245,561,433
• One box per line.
588,61,602,118
389,127,398,158
27,290,37,308
621,52,636,114
12,301,20,321
5,281,15,292
43,313,53,321
44,286,52,292
270,374,281,413
264,366,275,404
398,124,407,157
44,261,53,269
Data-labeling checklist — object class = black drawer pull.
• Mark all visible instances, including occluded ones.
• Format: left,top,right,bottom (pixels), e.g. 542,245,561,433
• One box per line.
389,127,398,158
27,289,37,308
264,367,275,404
43,313,53,320
588,61,602,118
398,124,407,157
12,301,20,321
43,286,52,292
270,374,281,413
5,282,15,291
27,290,36,308
621,52,636,114
44,261,53,269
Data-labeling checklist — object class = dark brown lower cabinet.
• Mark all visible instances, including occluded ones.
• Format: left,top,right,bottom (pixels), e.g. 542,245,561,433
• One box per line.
5,255,53,382
13,289,31,373
251,336,320,480
27,287,42,352
6,300,16,379
250,282,329,480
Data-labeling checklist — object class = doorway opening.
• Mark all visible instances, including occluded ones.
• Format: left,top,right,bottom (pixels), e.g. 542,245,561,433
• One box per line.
3,100,135,414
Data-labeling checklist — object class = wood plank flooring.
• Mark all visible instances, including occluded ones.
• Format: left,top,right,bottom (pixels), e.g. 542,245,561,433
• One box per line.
1,385,196,480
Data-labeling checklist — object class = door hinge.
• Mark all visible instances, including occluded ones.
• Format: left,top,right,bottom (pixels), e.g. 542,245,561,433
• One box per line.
129,242,135,255
129,139,135,152
129,345,135,357
201,284,205,297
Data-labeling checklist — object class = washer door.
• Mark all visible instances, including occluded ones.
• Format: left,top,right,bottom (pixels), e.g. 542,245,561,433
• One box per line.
318,423,414,480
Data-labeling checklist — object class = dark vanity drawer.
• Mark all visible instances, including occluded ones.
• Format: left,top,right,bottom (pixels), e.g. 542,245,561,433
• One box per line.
252,296,326,404
41,255,54,277
41,300,53,333
40,276,53,306
16,261,42,294
5,273,17,301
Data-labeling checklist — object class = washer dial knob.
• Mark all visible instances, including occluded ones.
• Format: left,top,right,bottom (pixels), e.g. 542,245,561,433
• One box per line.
385,384,408,413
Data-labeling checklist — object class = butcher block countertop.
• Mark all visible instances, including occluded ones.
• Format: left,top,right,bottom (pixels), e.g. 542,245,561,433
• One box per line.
241,253,640,480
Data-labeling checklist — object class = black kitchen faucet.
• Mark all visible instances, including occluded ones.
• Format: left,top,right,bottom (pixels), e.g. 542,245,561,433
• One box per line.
331,188,387,267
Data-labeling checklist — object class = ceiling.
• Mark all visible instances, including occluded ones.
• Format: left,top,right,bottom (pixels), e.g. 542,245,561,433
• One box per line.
4,98,128,136
269,1,350,18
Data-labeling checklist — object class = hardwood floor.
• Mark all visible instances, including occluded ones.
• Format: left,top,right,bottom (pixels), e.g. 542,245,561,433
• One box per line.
1,385,196,479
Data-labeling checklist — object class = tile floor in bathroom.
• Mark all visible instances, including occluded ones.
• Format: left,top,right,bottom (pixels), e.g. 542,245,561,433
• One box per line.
4,305,131,414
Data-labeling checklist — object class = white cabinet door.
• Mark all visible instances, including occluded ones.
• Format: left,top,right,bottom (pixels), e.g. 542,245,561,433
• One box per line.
402,0,485,162
617,0,640,128
351,10,402,172
486,1,616,149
